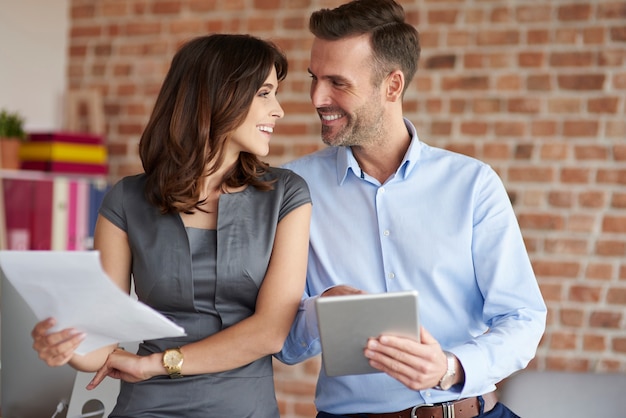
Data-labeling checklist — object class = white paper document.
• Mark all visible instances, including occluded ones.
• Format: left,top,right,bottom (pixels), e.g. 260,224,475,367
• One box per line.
0,250,186,355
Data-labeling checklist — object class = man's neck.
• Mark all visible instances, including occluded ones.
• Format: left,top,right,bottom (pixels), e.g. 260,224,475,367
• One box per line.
351,119,411,184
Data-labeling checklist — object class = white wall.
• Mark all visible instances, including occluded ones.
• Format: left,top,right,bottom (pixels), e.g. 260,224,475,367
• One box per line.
0,0,69,131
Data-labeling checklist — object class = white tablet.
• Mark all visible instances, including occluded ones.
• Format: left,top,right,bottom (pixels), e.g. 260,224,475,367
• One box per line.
315,290,420,377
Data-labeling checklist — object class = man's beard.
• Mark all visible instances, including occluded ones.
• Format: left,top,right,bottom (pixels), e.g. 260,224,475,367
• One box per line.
320,100,385,148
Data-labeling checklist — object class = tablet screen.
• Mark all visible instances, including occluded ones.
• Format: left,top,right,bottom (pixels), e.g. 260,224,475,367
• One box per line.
315,290,420,377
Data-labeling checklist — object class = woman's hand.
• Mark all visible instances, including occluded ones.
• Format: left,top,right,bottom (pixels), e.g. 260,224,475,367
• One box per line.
87,348,162,390
31,317,86,367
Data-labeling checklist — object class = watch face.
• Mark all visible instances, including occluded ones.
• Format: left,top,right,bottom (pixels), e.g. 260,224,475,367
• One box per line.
440,373,455,390
164,349,183,367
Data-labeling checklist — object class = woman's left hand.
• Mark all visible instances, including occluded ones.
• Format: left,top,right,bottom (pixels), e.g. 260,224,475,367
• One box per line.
87,347,160,389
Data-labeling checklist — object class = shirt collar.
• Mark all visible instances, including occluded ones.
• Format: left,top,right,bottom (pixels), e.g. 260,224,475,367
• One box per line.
336,118,422,185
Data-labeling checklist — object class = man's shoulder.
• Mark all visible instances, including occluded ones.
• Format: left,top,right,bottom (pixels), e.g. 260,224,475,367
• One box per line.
283,146,338,172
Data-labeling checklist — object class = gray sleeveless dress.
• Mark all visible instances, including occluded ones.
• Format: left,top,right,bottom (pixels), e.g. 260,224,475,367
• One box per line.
98,168,311,417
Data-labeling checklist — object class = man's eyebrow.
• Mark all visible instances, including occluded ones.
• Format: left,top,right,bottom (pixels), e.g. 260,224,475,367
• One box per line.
307,68,350,84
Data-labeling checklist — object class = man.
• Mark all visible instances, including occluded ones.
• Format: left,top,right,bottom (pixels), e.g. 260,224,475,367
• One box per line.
277,1,547,417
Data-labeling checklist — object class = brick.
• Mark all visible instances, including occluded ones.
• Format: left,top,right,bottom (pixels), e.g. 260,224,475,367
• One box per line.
610,143,626,161
583,27,605,44
598,2,626,19
598,360,621,372
496,74,522,90
588,97,619,113
544,237,587,254
589,310,622,328
532,260,578,277
610,26,626,41
508,98,541,113
602,216,626,233
550,190,577,210
595,240,626,257
528,29,549,44
558,74,605,90
562,121,599,137
509,167,554,182
425,55,456,69
253,0,281,10
555,28,578,44
570,285,602,302
521,189,544,207
611,193,626,208
560,308,584,326
583,334,606,351
514,143,533,159
548,98,581,113
494,121,525,136
560,167,591,184
483,143,510,159
558,4,592,21
550,52,594,67
445,143,476,157
574,145,609,160
545,356,589,371
531,120,557,136
516,5,551,22
447,30,471,47
477,30,520,46
461,122,488,135
549,331,577,350
126,22,162,36
568,214,596,233
71,25,102,37
540,143,568,160
538,283,563,301
599,50,625,67
612,337,626,353
428,9,458,24
441,76,489,90
519,52,544,67
152,1,182,14
585,263,613,280
606,287,626,304
473,98,501,113
579,191,605,208
490,7,512,23
527,74,551,90
613,73,626,88
597,169,626,185
431,121,452,135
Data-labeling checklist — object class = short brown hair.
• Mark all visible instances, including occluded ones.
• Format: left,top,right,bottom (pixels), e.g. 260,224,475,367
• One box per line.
309,0,420,93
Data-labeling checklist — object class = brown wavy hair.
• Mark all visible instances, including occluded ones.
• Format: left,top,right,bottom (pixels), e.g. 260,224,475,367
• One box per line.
309,0,420,95
139,34,288,214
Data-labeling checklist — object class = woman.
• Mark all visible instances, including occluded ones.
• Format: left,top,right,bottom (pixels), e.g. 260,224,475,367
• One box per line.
31,34,312,417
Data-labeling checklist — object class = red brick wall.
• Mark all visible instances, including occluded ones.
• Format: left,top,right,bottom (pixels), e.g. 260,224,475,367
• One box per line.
68,1,626,416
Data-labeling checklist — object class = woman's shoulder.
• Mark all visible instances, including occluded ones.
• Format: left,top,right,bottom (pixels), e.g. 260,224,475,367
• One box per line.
265,166,309,190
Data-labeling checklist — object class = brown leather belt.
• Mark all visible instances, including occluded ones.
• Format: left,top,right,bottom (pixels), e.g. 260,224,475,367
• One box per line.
346,391,498,418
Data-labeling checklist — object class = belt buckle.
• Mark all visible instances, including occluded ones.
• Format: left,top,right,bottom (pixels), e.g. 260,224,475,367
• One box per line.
410,402,455,418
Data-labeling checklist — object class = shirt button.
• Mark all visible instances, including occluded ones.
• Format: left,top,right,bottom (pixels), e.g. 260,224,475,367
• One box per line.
425,391,431,397
388,272,395,279
379,187,385,193
383,230,390,236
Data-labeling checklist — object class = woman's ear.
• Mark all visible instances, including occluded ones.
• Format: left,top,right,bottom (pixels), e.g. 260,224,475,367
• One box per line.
385,70,405,102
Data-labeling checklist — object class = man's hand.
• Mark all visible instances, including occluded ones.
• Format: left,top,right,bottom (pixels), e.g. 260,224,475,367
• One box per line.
321,285,366,297
364,326,464,391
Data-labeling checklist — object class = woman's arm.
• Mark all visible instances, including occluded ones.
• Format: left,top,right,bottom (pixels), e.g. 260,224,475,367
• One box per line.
88,202,311,386
31,215,133,372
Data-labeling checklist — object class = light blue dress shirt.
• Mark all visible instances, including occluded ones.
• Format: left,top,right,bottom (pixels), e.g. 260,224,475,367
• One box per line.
277,119,547,415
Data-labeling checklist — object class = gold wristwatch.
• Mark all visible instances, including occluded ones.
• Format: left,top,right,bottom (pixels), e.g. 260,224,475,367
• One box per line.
162,347,184,378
